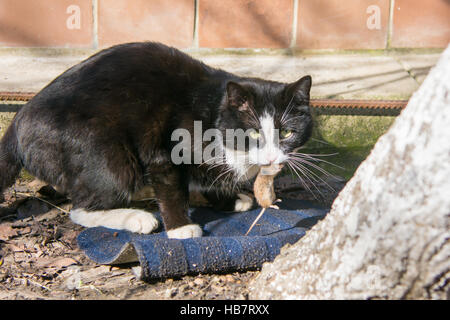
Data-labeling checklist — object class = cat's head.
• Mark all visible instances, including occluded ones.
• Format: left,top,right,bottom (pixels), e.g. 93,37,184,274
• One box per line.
217,75,313,174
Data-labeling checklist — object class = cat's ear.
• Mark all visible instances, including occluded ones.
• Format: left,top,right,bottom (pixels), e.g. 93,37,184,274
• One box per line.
285,75,312,104
226,81,250,111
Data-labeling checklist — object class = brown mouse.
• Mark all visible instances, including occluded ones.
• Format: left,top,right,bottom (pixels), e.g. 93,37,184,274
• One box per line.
245,163,283,236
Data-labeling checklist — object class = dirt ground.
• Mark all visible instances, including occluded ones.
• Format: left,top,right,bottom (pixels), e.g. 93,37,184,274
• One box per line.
0,173,345,300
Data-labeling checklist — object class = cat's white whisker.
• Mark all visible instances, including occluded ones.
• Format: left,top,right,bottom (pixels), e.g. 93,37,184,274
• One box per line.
247,104,261,126
288,158,336,193
281,115,306,124
286,160,319,200
287,160,327,198
288,152,344,170
289,157,338,180
310,137,331,145
280,95,295,126
207,166,235,192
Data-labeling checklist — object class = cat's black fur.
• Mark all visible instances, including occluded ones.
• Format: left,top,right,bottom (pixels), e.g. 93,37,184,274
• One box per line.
0,42,312,231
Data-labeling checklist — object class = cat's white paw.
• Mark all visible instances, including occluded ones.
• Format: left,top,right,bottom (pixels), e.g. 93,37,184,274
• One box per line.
234,193,253,212
70,208,159,234
123,210,160,234
167,224,202,239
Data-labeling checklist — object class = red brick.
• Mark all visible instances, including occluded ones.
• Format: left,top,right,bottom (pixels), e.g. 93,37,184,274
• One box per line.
0,0,93,47
297,0,390,49
98,0,194,48
199,0,293,48
391,0,450,48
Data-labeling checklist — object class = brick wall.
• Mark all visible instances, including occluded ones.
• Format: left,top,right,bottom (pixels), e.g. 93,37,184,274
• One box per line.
0,0,448,50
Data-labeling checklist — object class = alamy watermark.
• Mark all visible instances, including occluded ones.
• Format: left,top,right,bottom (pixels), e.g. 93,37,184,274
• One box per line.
66,5,81,30
366,5,381,30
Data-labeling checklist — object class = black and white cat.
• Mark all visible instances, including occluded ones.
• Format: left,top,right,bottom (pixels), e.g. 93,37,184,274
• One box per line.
0,42,312,239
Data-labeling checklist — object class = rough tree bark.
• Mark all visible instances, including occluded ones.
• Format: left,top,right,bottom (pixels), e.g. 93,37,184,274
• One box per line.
249,46,450,299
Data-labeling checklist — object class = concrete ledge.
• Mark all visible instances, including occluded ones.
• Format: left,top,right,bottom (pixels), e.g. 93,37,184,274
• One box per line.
0,49,441,99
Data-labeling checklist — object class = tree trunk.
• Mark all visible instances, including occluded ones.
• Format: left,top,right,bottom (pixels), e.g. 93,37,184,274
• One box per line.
249,46,450,299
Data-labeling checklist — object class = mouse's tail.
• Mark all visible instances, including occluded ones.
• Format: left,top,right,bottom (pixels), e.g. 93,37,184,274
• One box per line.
0,121,22,195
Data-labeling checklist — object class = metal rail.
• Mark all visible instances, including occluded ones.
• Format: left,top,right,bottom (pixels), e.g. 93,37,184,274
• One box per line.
310,99,407,110
0,92,35,102
0,91,408,110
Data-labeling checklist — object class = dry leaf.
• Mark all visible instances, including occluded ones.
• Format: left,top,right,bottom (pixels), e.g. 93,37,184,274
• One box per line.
35,257,78,270
0,223,19,240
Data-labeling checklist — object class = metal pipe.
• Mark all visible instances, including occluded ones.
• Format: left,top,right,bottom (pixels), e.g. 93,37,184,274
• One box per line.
0,91,408,110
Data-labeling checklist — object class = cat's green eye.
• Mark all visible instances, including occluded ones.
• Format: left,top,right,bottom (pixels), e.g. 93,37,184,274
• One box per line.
249,130,261,139
280,129,293,139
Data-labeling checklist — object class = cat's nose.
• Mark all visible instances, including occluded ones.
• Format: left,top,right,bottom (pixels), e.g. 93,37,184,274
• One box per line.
266,154,277,164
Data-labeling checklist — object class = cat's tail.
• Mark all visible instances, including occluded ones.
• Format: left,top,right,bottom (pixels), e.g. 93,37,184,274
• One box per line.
0,122,22,195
